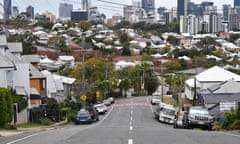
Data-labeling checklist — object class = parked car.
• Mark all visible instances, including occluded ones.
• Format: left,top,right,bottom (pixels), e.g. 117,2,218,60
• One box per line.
103,99,111,106
75,109,92,124
173,115,185,129
87,106,99,122
94,103,108,114
183,106,214,130
107,97,115,104
151,96,161,105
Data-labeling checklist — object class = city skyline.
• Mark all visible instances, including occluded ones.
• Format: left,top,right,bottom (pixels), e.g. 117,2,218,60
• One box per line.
0,0,234,18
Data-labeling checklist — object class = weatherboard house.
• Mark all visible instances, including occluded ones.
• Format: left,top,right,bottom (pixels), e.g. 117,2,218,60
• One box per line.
184,66,240,109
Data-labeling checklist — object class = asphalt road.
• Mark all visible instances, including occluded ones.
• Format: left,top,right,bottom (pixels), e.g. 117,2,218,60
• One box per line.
1,96,240,144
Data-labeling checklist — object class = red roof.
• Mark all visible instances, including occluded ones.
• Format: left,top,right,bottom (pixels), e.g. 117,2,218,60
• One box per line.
68,43,81,49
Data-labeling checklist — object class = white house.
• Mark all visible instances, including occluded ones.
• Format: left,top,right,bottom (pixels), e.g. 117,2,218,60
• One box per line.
184,66,240,100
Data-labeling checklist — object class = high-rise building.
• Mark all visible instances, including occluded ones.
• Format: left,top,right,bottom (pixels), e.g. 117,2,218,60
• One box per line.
234,0,240,7
12,6,19,18
180,15,200,34
81,0,90,10
4,0,12,20
59,3,73,20
177,0,190,19
141,0,155,14
26,5,34,19
123,5,135,21
229,14,240,30
202,13,222,33
222,5,232,21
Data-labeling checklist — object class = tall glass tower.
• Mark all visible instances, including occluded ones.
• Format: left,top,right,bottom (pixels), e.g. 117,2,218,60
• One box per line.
234,0,240,7
4,0,12,20
177,0,190,19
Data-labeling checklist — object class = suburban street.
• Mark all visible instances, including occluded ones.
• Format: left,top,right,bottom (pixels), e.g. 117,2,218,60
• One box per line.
1,96,240,144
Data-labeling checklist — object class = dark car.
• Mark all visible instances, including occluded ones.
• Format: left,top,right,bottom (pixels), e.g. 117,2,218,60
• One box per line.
75,109,92,124
87,105,99,122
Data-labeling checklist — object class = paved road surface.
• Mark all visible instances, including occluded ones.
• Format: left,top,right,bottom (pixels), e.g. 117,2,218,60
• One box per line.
1,96,240,144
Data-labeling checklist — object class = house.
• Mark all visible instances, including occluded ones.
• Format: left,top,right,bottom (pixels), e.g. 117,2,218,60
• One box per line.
0,35,30,124
41,70,74,102
198,79,240,116
184,66,240,100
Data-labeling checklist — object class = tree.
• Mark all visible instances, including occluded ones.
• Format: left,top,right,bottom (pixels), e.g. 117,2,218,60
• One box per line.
229,34,240,43
145,77,159,94
119,79,131,97
78,21,92,31
33,20,54,30
122,45,131,56
119,33,129,44
0,88,13,127
7,31,38,54
167,35,179,46
162,61,181,71
48,35,66,50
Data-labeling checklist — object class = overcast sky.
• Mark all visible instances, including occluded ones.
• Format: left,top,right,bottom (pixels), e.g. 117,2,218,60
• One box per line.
0,0,234,18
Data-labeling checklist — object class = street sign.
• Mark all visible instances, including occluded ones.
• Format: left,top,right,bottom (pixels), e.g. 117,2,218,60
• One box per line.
81,95,87,101
96,91,100,98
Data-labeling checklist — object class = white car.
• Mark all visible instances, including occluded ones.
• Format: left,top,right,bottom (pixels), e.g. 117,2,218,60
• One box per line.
151,96,160,105
94,103,108,114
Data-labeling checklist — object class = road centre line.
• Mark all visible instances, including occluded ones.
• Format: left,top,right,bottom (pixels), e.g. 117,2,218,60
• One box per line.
128,139,133,144
130,126,133,130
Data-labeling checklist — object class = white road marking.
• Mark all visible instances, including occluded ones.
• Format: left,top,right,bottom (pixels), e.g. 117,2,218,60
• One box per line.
128,139,133,144
7,106,114,144
146,97,154,113
130,126,133,130
6,132,43,144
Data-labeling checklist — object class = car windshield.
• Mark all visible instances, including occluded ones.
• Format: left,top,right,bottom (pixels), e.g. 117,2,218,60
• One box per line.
190,108,209,115
162,108,175,116
78,110,89,116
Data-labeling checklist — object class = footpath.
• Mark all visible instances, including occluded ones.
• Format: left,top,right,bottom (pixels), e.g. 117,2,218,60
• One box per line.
0,120,68,137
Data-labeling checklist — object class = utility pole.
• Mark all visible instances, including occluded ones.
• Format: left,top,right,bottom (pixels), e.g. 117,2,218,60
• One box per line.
81,36,86,107
161,64,164,102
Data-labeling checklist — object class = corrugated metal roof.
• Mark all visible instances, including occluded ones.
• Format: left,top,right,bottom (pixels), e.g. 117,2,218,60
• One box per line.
204,94,240,104
0,53,15,68
15,86,27,96
0,35,7,46
29,64,46,79
7,42,23,53
196,66,240,82
22,55,41,63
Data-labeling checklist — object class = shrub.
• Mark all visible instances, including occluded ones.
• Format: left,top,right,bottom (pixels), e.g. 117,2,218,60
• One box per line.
221,110,239,130
0,88,13,127
67,113,76,122
38,118,54,126
230,119,240,130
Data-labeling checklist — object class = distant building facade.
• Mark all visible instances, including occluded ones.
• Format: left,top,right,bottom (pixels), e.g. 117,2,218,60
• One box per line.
234,0,240,7
141,0,155,14
177,0,189,19
59,3,73,20
222,4,232,22
4,0,12,20
12,6,19,18
71,10,88,21
229,14,240,30
26,5,34,19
